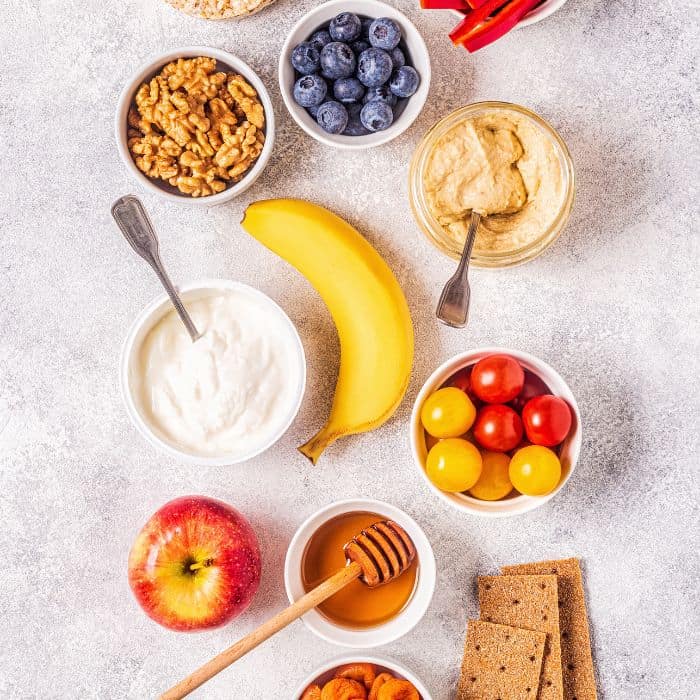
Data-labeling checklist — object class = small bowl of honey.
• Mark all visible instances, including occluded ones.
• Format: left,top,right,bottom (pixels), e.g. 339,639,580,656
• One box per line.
284,499,436,648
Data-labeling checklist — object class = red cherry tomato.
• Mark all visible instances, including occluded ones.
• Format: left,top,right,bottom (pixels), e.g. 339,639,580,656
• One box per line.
473,404,523,452
522,395,572,447
510,370,550,413
471,355,525,404
447,367,481,405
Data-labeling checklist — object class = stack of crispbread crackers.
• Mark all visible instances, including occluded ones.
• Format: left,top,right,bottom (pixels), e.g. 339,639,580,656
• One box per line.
458,558,596,700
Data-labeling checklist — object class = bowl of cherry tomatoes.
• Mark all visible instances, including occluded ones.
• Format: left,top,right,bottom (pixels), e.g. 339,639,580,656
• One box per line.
410,348,581,517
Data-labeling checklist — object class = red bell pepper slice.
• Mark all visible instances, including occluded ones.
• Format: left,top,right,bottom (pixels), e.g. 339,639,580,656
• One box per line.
420,0,470,8
450,0,508,43
450,0,541,51
466,0,491,8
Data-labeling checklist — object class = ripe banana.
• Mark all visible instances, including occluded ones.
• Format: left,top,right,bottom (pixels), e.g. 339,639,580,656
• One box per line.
241,199,414,464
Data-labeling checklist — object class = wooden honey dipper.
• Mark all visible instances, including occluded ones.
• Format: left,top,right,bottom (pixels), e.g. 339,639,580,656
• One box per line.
160,520,416,700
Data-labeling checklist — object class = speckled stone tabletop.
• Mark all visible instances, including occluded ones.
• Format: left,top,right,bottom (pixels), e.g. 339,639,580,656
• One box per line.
2,0,699,698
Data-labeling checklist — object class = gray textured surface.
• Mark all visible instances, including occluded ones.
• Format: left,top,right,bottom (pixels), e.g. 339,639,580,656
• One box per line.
1,0,699,698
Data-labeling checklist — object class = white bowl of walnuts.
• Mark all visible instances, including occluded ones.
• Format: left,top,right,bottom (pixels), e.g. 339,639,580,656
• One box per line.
115,47,275,205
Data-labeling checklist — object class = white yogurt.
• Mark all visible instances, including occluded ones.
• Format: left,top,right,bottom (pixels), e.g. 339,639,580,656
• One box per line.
132,289,302,458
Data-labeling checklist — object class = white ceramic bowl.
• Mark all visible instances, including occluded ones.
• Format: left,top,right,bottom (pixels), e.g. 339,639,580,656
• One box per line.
284,499,436,647
410,348,581,518
292,654,434,699
120,279,306,466
279,0,431,149
450,0,570,28
115,47,275,205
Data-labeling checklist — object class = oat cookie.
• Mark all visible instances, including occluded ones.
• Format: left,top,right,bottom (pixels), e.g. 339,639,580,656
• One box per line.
162,0,276,19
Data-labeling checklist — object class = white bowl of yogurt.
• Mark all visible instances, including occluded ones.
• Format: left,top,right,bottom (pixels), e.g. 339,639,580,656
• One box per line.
120,279,306,465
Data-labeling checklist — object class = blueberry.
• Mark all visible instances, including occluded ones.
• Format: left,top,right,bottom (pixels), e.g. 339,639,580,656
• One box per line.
363,84,398,107
360,100,394,132
316,101,349,134
309,29,332,52
368,17,401,50
356,47,393,87
320,42,356,79
329,12,361,42
351,39,370,55
389,65,419,98
293,74,327,107
389,46,405,69
361,17,374,37
291,42,321,75
333,77,365,104
343,102,369,136
307,100,326,118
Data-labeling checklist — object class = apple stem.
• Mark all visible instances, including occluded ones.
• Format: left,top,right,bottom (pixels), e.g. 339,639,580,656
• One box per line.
189,558,213,572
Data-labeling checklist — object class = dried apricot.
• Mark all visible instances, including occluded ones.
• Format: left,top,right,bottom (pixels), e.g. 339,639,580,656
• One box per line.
301,684,322,700
320,677,368,700
368,673,394,700
377,679,419,700
335,663,376,688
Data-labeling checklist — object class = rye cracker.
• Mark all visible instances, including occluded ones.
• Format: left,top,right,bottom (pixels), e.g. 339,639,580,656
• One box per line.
458,619,545,700
502,559,597,700
478,575,563,700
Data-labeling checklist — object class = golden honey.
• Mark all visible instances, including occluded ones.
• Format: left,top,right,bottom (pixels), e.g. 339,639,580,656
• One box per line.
301,511,418,629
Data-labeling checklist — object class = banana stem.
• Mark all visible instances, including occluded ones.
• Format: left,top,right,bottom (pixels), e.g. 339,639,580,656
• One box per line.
298,425,339,465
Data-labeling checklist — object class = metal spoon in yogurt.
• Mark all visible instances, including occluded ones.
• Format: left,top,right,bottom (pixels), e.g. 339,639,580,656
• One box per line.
111,195,201,342
436,210,481,329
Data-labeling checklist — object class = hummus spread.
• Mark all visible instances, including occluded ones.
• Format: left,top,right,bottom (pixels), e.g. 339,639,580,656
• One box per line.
423,111,564,255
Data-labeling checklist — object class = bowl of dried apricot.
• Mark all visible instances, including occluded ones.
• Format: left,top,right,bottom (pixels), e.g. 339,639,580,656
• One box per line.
293,656,432,699
116,47,275,204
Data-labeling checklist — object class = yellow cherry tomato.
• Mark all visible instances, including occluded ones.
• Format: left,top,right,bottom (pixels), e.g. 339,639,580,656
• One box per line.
509,445,562,496
421,387,477,438
426,438,482,492
469,451,513,501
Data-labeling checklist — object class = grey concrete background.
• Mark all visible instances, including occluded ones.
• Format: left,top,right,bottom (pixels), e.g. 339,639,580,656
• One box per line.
1,0,698,698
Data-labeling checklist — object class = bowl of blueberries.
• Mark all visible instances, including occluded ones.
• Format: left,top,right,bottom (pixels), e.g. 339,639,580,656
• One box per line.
279,0,431,149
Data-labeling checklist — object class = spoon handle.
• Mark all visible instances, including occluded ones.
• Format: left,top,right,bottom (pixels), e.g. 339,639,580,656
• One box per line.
436,211,481,328
455,210,481,279
111,195,201,342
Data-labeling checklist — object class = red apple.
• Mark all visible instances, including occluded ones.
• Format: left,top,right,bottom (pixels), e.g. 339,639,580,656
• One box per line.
128,496,261,632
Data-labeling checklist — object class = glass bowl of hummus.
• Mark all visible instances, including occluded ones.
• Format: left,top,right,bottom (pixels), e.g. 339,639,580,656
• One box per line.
408,102,574,268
